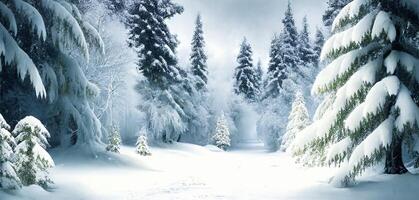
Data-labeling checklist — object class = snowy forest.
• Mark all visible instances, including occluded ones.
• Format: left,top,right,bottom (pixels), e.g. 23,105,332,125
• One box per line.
0,0,418,199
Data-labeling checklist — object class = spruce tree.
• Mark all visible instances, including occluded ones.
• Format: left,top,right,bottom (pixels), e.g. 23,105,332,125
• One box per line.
293,0,419,187
190,14,208,91
255,60,263,98
212,113,231,151
297,16,317,66
263,34,285,99
106,125,122,153
280,91,310,152
13,116,54,189
136,129,152,156
127,0,195,143
313,27,325,63
0,114,21,189
234,38,259,102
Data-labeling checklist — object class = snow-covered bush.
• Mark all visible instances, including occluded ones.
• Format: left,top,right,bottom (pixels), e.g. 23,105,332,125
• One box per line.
292,0,419,187
13,116,54,189
136,129,151,156
0,114,21,190
106,125,121,153
212,113,231,151
280,91,310,152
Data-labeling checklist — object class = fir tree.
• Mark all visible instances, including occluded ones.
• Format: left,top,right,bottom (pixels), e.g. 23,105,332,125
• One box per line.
313,27,325,63
190,14,208,91
106,125,122,153
293,0,419,187
297,16,317,67
322,0,351,30
234,38,259,102
255,60,263,98
13,116,54,189
263,34,286,99
127,0,196,143
212,113,231,151
136,129,151,156
0,114,21,189
280,91,310,152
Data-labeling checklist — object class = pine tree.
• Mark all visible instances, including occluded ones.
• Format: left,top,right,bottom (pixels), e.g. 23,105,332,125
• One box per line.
127,0,195,143
293,0,419,187
0,0,105,147
13,116,54,189
280,91,310,152
212,113,231,151
313,27,325,63
255,60,263,98
190,14,208,91
263,34,285,99
136,129,151,156
106,125,122,153
234,38,259,102
0,113,21,189
322,0,351,30
297,16,317,66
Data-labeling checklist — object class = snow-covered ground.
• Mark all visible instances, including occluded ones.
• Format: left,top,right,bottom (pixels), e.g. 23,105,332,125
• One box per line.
1,142,418,200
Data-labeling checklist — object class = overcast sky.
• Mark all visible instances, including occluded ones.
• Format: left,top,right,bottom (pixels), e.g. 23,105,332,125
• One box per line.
167,0,327,99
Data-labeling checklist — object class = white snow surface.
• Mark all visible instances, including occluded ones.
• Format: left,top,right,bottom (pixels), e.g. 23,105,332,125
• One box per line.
1,142,418,200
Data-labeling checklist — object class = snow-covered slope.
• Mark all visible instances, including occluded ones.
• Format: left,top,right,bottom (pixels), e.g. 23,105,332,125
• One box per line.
0,142,418,199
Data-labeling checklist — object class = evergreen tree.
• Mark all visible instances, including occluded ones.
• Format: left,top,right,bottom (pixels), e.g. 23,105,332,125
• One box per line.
255,60,263,98
0,0,104,147
13,116,54,189
297,16,317,67
212,113,231,151
190,14,208,91
280,91,310,152
106,125,121,153
322,0,351,30
136,129,151,156
313,27,325,63
234,38,258,102
0,114,21,189
263,34,285,99
127,0,197,143
293,0,419,187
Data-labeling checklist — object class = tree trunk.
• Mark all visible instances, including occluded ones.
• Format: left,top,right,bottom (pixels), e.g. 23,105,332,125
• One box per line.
385,136,408,174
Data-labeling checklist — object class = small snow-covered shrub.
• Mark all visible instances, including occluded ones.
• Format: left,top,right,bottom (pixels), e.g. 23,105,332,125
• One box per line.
212,113,231,151
0,114,21,189
136,129,151,156
13,116,54,189
106,125,121,153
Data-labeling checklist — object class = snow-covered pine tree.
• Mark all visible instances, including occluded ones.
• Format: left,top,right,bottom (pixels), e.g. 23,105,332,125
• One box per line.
234,38,259,102
136,129,151,156
190,14,208,91
298,16,317,67
280,91,310,152
322,0,351,30
212,113,231,151
293,0,419,187
106,125,121,153
263,34,285,99
13,116,54,189
0,0,104,148
127,0,197,143
313,27,325,63
255,60,263,99
0,113,21,189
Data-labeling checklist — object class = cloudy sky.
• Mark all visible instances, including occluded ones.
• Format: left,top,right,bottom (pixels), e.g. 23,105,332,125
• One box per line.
167,0,327,103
